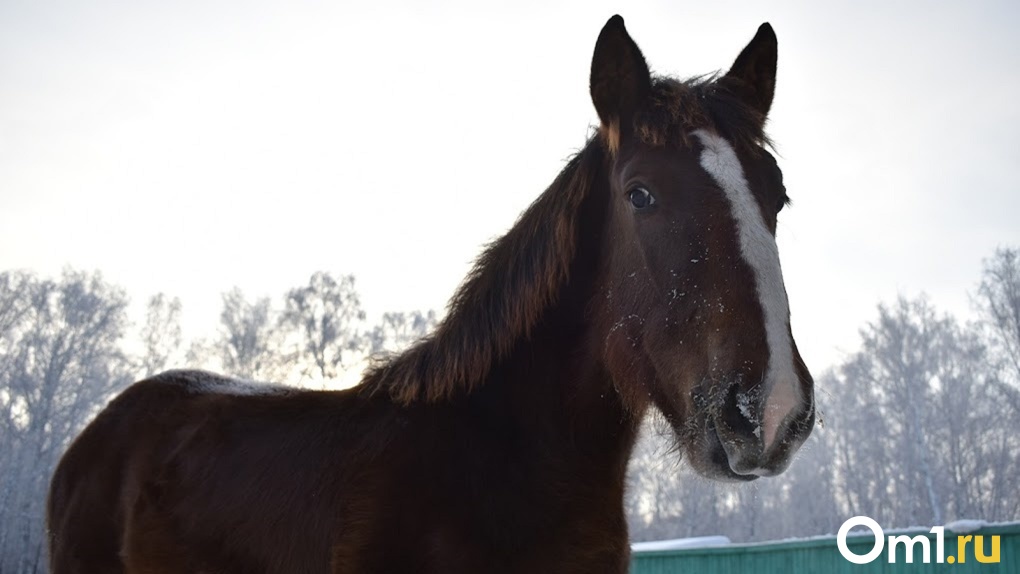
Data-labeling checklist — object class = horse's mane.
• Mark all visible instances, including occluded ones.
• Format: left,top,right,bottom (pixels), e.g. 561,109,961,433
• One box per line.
358,135,605,405
358,75,769,405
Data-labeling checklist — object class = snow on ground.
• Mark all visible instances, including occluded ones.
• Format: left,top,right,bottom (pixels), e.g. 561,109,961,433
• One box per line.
943,519,987,534
631,536,731,552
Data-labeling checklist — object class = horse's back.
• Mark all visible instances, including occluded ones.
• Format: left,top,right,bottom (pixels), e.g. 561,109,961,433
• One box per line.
46,370,339,573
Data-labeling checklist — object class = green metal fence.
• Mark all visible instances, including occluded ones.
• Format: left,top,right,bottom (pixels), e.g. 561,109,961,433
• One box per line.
631,523,1020,573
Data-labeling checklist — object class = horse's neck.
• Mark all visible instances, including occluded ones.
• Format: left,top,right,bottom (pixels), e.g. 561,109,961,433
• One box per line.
469,246,643,480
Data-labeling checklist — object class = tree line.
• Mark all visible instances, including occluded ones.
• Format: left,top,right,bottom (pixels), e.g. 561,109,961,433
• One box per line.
625,247,1020,542
1,248,1018,571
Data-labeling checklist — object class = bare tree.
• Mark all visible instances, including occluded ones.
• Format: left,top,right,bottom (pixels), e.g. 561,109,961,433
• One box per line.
138,293,183,377
0,272,36,437
855,297,946,524
0,270,132,574
367,310,439,356
0,272,34,348
625,416,687,539
826,295,1019,527
280,272,366,381
215,287,289,381
975,247,1020,411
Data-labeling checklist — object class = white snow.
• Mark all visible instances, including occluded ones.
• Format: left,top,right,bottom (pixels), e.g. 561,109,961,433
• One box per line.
736,393,755,422
631,536,731,552
152,369,292,396
944,519,987,533
734,392,763,437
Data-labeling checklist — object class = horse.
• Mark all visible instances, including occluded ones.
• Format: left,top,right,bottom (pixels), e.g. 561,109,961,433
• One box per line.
47,15,815,573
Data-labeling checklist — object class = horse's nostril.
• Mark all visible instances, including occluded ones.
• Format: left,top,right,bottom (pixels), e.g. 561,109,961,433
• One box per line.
717,384,762,442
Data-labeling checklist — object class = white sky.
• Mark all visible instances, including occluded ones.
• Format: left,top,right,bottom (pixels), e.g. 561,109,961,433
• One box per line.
2,0,1018,374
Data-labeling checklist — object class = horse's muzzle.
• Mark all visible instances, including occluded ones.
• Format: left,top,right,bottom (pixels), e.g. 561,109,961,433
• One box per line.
712,383,815,477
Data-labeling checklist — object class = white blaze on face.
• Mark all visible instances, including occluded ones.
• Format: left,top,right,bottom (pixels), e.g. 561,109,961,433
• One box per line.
692,130,801,451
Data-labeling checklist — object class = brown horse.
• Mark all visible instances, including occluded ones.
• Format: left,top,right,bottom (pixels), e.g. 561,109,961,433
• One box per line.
48,15,814,573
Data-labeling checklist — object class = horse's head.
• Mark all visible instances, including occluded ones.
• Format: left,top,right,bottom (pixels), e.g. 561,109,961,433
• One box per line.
592,16,814,481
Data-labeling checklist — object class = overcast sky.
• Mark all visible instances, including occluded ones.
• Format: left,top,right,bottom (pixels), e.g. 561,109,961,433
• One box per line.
2,0,1018,374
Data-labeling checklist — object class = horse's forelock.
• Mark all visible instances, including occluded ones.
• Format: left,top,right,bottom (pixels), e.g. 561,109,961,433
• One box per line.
635,77,771,155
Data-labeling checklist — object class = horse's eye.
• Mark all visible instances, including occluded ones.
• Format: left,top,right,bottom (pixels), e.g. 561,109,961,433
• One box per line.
628,187,655,210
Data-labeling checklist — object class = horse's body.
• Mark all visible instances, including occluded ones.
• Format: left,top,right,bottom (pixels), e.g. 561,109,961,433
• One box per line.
50,329,635,572
48,16,815,573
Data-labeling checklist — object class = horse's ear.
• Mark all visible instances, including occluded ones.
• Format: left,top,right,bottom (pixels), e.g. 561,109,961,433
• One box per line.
721,23,778,121
590,15,651,152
